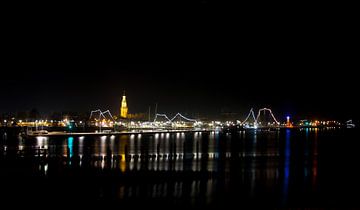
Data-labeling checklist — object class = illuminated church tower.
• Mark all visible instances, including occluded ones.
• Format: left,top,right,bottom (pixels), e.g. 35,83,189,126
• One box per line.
120,91,128,118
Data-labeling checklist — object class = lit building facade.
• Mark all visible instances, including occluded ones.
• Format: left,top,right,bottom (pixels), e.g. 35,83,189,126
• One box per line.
120,92,128,118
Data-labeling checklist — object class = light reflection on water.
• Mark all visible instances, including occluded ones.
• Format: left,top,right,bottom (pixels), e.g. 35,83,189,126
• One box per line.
1,129,326,206
27,131,318,174
282,129,291,204
67,137,74,159
28,130,312,172
36,136,49,149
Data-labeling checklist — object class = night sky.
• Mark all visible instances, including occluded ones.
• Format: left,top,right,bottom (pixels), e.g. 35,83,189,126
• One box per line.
1,2,358,121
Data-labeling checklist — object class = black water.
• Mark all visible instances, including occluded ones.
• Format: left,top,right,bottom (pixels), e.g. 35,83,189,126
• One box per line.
1,128,359,209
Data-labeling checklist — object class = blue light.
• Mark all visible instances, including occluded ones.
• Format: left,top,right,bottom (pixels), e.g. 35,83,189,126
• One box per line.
67,137,74,159
285,129,291,158
283,129,291,203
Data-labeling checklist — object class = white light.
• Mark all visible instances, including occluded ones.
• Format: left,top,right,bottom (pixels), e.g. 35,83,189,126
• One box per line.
89,109,115,122
36,136,49,147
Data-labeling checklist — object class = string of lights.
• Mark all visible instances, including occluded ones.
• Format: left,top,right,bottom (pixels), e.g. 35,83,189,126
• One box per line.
170,113,197,122
242,108,280,125
101,110,115,121
153,114,171,122
256,108,280,125
89,109,115,121
242,108,257,124
154,113,197,123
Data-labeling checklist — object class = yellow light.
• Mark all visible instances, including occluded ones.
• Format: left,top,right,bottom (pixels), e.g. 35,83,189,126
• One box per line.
120,92,128,119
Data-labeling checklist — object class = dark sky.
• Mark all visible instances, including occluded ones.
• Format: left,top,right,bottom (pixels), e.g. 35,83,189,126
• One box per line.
1,2,359,120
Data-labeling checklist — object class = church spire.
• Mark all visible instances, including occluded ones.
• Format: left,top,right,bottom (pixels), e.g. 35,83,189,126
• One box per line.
120,91,128,118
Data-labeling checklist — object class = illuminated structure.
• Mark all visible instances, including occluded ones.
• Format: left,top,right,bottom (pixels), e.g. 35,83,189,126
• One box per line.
120,91,128,119
153,113,197,128
286,116,293,128
90,109,115,121
256,108,280,125
241,108,280,128
287,116,290,125
153,113,197,123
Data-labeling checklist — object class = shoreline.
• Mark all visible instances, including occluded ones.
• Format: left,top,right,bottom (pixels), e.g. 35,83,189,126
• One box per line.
26,129,214,137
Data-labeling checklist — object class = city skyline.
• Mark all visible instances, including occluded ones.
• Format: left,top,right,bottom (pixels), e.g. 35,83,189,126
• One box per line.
1,2,359,209
1,2,358,120
1,64,358,121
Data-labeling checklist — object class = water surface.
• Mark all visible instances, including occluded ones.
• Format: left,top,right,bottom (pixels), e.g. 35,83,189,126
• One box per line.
1,128,359,208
